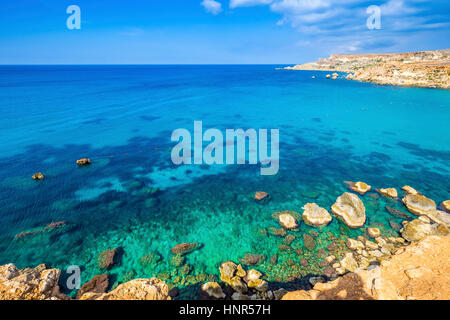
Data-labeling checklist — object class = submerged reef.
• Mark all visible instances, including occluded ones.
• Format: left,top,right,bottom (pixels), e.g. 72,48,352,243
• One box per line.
2,182,449,300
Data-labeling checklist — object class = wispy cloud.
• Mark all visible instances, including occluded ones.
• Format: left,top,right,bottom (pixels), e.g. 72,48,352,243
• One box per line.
201,0,223,15
230,0,273,8
228,0,450,53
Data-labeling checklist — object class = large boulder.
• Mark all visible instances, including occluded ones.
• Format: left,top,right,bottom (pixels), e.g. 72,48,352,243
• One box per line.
350,181,371,195
426,210,450,227
302,203,332,227
76,274,108,299
170,243,201,255
0,264,68,300
402,194,436,216
331,193,366,228
98,248,118,270
441,200,450,212
199,282,225,299
278,213,298,230
282,236,450,300
402,185,419,195
340,253,358,273
400,218,439,242
81,278,171,300
377,188,398,198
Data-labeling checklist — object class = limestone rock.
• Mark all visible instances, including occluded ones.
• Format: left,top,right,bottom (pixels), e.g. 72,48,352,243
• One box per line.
402,185,419,195
231,292,250,300
254,191,268,201
199,282,225,299
441,200,450,212
76,158,91,166
346,238,364,250
377,188,398,198
76,274,108,299
401,218,437,242
309,277,326,286
368,227,381,238
331,192,366,228
340,253,358,273
302,203,332,227
426,210,450,227
32,172,45,180
243,269,262,284
87,278,170,300
402,194,436,216
0,264,67,300
219,261,237,283
350,181,371,195
229,276,247,293
279,213,298,230
282,236,450,300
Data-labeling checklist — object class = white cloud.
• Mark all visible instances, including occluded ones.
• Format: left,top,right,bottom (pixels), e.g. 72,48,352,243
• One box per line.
230,0,273,8
201,0,223,15
227,0,450,54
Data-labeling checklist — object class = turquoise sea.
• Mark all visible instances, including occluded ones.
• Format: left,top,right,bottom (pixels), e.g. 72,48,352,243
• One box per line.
0,65,449,298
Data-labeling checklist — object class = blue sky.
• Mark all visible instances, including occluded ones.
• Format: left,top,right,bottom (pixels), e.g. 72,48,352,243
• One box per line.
0,0,449,64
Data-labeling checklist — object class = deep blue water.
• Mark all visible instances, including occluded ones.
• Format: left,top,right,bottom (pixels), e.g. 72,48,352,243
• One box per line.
0,65,449,297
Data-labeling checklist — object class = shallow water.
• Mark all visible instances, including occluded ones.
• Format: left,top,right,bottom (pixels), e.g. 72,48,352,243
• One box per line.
0,65,448,298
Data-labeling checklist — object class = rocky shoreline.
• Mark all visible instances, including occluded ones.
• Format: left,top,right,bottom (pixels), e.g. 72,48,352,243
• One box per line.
1,183,449,300
283,49,450,89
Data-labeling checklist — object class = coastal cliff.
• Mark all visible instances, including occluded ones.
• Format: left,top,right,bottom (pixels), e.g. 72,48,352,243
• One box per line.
282,235,450,300
1,236,448,300
285,49,450,89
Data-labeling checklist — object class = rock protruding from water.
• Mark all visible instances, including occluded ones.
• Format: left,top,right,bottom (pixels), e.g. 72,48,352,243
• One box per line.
368,227,381,238
377,188,398,198
441,200,450,212
402,194,436,216
331,192,366,228
80,278,171,300
400,217,449,242
219,261,270,299
254,191,268,201
349,181,371,195
32,172,45,180
282,235,450,300
76,158,91,166
0,264,68,300
278,213,298,230
402,185,419,195
302,203,332,227
199,282,226,299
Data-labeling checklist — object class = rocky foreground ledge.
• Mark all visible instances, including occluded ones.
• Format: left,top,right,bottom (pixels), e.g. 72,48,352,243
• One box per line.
283,235,450,300
284,49,450,89
1,236,448,300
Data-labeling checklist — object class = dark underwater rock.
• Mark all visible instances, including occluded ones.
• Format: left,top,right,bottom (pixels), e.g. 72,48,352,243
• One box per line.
171,242,201,255
239,253,265,266
303,234,316,251
385,206,411,219
76,274,109,299
98,248,117,270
